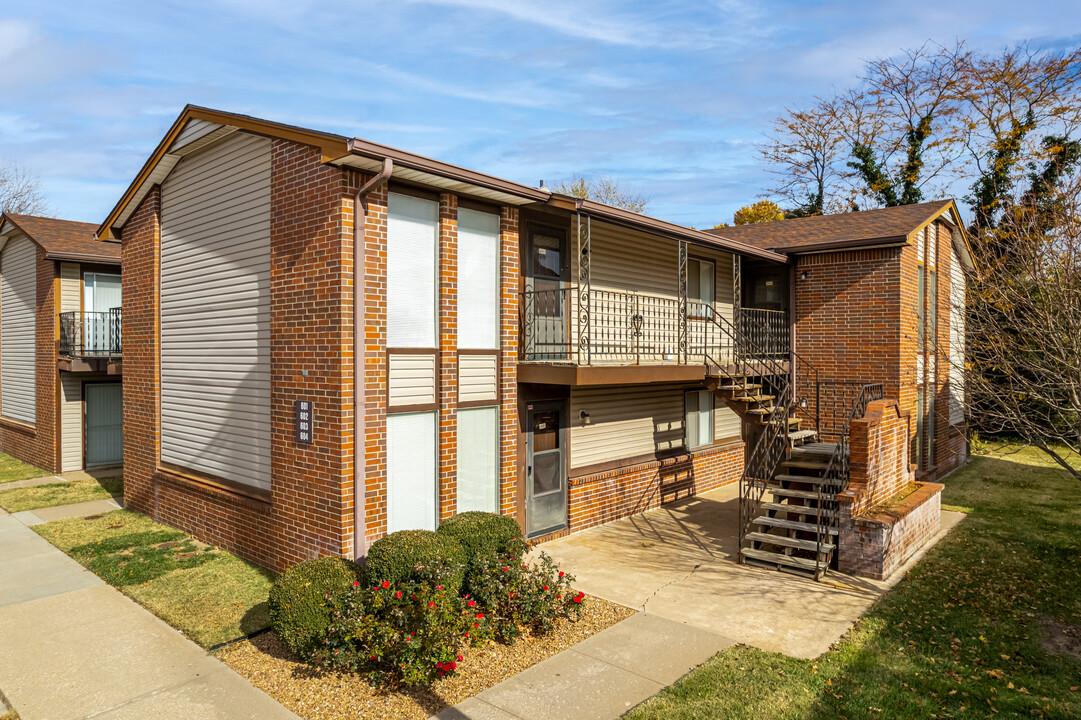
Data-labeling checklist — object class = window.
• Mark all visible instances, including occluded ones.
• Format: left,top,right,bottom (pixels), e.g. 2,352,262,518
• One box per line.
386,411,437,532
457,406,498,513
458,208,500,349
387,193,438,348
685,389,714,449
917,265,926,351
687,258,715,318
927,388,936,467
915,385,924,468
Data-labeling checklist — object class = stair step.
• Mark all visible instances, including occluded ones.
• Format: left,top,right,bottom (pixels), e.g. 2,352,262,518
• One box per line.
753,515,838,535
774,473,844,487
717,383,762,391
768,417,804,427
740,547,825,572
746,407,779,416
781,459,832,471
731,394,776,403
762,501,836,518
770,487,822,500
745,531,835,554
788,429,818,441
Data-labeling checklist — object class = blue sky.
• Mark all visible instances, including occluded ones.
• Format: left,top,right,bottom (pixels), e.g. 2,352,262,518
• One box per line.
1,1,1079,228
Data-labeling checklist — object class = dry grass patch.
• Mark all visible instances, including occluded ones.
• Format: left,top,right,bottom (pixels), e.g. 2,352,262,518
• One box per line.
218,596,635,720
34,509,273,648
0,475,122,513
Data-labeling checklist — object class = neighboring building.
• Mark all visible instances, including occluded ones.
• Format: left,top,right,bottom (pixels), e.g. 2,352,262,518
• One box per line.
706,201,972,481
0,213,123,474
97,105,971,580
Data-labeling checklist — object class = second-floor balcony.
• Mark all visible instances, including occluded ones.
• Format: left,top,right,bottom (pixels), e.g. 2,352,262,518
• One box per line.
60,308,122,361
520,286,788,368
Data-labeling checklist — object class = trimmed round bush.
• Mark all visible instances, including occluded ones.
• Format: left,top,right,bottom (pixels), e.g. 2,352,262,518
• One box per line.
436,511,524,561
365,529,467,592
268,556,362,659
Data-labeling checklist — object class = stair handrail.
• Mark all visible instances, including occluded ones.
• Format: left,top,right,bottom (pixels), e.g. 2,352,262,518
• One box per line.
814,382,885,579
704,311,793,554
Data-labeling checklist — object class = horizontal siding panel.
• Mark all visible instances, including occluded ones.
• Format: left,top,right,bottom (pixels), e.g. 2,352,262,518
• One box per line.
60,373,83,471
160,131,272,490
459,354,498,403
1,234,37,424
569,384,685,469
389,353,437,407
60,262,81,313
715,404,741,441
169,119,221,151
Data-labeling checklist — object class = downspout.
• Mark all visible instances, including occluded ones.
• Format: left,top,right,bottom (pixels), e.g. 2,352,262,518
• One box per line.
351,157,393,561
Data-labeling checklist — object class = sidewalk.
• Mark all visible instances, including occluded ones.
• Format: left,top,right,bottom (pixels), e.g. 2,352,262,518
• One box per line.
434,613,733,720
0,506,298,720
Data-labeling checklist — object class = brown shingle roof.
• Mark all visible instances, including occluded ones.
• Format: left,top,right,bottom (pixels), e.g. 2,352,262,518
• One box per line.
705,200,956,253
3,214,121,264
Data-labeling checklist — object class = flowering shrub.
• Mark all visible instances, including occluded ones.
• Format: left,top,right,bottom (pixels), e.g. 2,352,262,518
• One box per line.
466,547,582,643
268,556,364,659
319,565,494,686
366,529,467,593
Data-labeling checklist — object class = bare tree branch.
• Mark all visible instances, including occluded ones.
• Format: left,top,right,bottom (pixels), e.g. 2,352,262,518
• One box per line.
0,160,48,216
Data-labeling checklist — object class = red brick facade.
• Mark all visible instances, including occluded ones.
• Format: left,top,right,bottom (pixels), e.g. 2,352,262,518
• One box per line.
0,244,60,472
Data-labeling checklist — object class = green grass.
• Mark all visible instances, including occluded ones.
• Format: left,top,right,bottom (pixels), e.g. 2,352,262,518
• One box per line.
0,474,123,513
629,443,1081,720
0,452,47,484
34,510,274,648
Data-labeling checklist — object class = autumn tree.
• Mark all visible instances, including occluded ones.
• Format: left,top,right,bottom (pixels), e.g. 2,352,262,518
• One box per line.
733,199,785,225
961,170,1081,480
0,160,47,216
553,176,650,214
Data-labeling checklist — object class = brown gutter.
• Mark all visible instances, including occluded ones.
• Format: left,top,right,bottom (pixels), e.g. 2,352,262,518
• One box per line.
351,157,392,560
43,252,122,264
347,139,549,202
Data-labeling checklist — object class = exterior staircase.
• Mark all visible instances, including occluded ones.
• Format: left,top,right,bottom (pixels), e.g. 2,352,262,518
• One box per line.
709,376,818,448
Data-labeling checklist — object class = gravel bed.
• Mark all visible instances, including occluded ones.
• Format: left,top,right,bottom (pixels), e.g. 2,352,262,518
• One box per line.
217,595,635,720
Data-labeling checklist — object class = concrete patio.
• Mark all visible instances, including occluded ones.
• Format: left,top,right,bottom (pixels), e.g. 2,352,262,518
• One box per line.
538,483,965,659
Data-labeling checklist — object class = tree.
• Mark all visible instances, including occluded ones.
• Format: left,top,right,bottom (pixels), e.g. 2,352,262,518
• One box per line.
0,160,47,216
733,200,784,225
961,171,1081,481
552,176,650,214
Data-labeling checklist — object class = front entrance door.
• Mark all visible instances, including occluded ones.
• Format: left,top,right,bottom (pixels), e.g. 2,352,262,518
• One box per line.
526,402,567,538
85,383,123,466
524,228,568,360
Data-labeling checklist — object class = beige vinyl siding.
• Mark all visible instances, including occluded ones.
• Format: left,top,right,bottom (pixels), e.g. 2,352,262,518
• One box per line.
60,373,83,471
715,403,741,442
388,353,437,407
949,249,965,425
60,262,81,312
1,234,37,424
569,384,685,469
159,131,272,491
458,354,498,404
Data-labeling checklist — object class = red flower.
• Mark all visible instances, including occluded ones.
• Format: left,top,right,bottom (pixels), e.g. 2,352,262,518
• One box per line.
436,585,443,591
467,599,476,607
573,592,584,604
543,585,548,591
473,622,479,628
428,601,437,608
558,571,564,578
457,654,463,661
475,612,485,619
395,591,403,598
501,566,509,572
449,660,458,670
352,581,360,587
381,580,390,589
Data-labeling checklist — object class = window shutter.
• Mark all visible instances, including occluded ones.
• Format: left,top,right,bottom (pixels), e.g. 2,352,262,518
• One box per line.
457,406,498,513
458,208,500,349
386,411,437,532
388,193,438,348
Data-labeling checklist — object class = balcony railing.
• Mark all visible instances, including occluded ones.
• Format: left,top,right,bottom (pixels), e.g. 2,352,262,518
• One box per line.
521,287,788,365
60,308,122,359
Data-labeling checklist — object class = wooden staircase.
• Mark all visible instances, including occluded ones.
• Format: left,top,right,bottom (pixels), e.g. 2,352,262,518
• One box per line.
708,375,818,448
740,442,843,577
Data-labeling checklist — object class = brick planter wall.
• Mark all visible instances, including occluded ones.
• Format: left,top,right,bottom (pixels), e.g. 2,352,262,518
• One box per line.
567,441,743,534
838,482,942,580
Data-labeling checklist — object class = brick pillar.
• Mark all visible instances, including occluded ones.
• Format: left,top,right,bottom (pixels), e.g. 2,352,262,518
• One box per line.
363,182,389,544
121,187,162,517
498,207,520,522
438,194,459,520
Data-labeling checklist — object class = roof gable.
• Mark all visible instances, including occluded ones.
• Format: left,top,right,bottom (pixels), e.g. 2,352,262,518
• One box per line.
0,213,121,264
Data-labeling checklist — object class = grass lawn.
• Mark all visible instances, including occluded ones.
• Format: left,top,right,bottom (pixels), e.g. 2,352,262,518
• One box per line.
628,443,1081,720
0,452,46,484
0,474,123,513
34,509,274,648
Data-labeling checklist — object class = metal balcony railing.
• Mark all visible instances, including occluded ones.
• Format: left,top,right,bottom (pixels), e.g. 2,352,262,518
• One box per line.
59,308,122,359
520,286,788,365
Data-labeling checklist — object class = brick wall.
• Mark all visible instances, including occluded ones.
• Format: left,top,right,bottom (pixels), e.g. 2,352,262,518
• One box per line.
123,142,358,571
498,208,520,522
361,182,388,547
838,481,942,580
0,246,60,472
438,194,458,520
844,399,916,515
567,441,743,534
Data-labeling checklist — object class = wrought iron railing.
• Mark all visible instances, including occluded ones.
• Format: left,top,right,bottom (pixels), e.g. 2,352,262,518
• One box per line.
59,308,122,359
521,286,786,365
813,382,884,578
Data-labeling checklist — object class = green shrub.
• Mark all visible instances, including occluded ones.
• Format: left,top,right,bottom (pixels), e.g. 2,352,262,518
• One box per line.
268,556,362,659
366,529,467,593
436,511,524,563
321,567,494,686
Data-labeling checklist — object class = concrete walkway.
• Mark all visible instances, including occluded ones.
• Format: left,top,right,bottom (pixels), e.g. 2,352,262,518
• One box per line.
12,497,124,527
0,467,122,492
435,613,733,720
0,506,298,720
